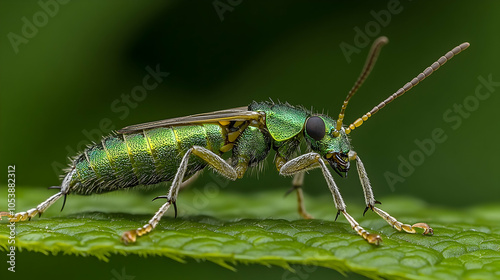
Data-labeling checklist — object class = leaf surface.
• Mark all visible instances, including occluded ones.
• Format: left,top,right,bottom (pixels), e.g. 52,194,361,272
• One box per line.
1,186,500,279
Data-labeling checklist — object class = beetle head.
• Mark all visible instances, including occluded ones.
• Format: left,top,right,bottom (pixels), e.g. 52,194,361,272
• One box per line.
304,115,351,177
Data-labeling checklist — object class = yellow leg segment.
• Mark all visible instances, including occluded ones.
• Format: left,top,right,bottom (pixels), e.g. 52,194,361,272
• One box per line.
342,210,382,245
1,192,64,222
121,200,172,244
371,206,433,235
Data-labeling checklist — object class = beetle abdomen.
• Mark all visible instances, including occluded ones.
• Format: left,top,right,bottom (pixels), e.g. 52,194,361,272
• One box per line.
67,124,225,195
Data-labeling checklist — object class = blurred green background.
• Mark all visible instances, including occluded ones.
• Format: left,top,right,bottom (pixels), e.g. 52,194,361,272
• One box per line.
1,0,499,279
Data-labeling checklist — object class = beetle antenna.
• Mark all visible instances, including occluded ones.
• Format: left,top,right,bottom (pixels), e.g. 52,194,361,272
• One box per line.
344,41,470,135
334,36,389,137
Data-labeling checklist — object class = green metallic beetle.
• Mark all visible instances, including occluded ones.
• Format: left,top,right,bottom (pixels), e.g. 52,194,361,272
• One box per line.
3,37,469,245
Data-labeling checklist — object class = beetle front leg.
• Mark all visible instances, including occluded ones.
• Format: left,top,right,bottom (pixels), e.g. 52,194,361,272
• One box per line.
348,151,380,213
121,146,238,244
352,152,433,235
280,152,382,245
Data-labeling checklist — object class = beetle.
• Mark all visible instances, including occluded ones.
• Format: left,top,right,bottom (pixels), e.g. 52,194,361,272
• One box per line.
2,37,469,245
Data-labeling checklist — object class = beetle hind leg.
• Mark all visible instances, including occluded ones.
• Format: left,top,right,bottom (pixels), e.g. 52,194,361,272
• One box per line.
121,145,238,244
121,198,173,244
1,192,65,222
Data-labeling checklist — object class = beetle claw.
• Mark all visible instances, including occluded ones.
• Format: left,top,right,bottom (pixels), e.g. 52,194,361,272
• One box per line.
363,206,370,216
151,195,177,218
334,210,340,221
152,195,169,201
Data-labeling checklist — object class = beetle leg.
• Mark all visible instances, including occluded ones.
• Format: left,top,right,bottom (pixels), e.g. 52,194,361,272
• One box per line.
2,168,76,222
121,145,238,244
277,153,313,219
233,157,250,179
280,152,382,245
353,152,433,235
279,152,321,175
289,172,313,219
349,152,379,210
2,192,65,222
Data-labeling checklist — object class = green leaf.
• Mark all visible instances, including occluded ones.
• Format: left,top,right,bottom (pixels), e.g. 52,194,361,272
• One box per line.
1,186,500,280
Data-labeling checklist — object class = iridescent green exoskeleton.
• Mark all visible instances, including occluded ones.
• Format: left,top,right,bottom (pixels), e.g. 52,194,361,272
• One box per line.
2,37,469,245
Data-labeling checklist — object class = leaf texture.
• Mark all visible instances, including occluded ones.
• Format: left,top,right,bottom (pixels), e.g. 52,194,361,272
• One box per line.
1,186,500,280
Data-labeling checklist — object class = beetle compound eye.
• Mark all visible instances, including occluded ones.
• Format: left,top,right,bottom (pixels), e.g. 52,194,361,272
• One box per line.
305,116,326,141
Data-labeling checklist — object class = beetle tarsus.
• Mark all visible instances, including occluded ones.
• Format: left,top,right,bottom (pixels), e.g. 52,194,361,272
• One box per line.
121,230,137,245
412,222,434,235
0,212,11,220
366,233,382,245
